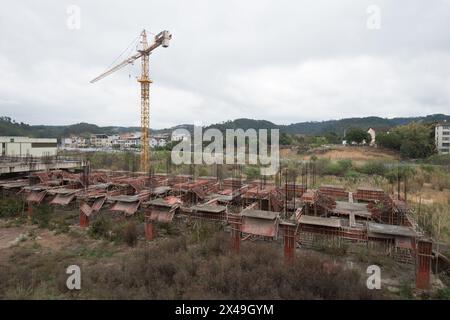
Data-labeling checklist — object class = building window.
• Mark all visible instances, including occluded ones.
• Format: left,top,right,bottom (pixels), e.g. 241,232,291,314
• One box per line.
31,143,57,148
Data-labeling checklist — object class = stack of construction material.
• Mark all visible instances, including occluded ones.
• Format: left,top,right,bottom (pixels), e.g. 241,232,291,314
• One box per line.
169,174,192,185
316,192,337,211
283,183,306,199
196,176,218,184
319,185,348,199
223,178,243,189
301,190,318,204
354,187,385,202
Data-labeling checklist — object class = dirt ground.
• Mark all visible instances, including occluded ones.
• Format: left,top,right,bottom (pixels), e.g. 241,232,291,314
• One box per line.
305,146,399,162
409,188,450,205
281,146,399,162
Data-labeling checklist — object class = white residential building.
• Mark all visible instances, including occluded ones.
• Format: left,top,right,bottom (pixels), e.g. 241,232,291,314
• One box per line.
113,133,141,149
90,134,111,148
108,134,120,146
150,137,168,147
151,133,169,147
61,136,89,148
0,136,57,157
367,128,376,146
61,137,72,147
435,123,450,154
171,130,190,142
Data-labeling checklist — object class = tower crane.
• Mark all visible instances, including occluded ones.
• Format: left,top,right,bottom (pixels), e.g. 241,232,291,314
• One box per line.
90,30,172,172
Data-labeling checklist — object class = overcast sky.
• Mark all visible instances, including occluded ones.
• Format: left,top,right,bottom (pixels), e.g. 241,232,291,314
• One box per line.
1,1,450,129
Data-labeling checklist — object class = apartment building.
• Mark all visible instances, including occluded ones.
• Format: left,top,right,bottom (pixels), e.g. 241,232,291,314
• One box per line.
435,123,450,154
90,134,111,148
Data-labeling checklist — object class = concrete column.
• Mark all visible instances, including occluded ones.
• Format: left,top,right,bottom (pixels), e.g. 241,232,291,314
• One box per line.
27,201,33,219
229,214,241,254
79,210,89,228
416,240,432,290
145,216,155,240
282,223,296,263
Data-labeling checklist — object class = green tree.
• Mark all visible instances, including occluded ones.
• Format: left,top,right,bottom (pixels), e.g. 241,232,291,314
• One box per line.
344,128,371,144
279,133,293,145
245,166,261,180
324,131,341,144
376,132,402,149
378,122,435,159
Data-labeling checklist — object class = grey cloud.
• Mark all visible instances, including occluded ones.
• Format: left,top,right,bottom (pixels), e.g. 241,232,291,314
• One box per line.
1,0,450,128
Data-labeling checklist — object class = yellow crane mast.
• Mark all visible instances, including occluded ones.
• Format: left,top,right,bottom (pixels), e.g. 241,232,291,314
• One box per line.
90,30,172,172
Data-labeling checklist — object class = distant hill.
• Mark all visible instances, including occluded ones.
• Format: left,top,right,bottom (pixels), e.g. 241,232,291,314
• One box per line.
206,119,278,131
1,114,449,139
0,117,142,139
208,114,450,136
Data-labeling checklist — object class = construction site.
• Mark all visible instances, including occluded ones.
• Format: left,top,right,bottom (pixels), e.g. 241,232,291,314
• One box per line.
1,27,449,300
0,161,445,294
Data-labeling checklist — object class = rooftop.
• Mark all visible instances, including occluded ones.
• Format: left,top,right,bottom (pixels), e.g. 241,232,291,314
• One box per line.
298,215,342,228
242,210,279,220
333,201,371,218
367,222,417,237
190,204,227,213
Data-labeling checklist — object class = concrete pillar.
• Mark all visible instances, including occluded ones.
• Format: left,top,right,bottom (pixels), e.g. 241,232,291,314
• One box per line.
27,201,33,219
282,223,296,263
416,240,432,290
79,210,89,228
229,214,241,254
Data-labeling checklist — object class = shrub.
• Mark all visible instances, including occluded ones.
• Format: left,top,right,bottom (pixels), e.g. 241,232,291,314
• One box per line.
0,198,24,218
358,161,387,176
323,159,352,176
313,158,330,175
0,230,386,299
345,170,361,179
426,154,450,166
435,288,450,300
123,222,138,247
244,166,260,180
399,282,414,299
89,216,112,239
32,205,53,228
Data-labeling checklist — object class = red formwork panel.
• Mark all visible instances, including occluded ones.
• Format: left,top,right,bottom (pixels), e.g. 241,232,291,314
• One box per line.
301,190,318,204
241,210,279,238
283,183,306,199
319,185,348,199
26,190,47,204
354,187,385,202
110,201,141,216
149,208,176,223
50,193,77,206
223,178,243,189
416,240,432,289
228,214,242,254
280,222,297,262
